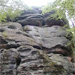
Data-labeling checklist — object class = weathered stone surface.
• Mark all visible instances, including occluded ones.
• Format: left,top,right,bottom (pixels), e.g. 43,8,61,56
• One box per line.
1,22,23,30
0,49,21,75
17,14,43,20
23,25,69,49
0,37,8,44
0,28,5,32
17,14,45,26
0,21,74,75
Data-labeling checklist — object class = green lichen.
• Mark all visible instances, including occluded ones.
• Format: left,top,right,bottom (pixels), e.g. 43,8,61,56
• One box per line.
2,31,8,37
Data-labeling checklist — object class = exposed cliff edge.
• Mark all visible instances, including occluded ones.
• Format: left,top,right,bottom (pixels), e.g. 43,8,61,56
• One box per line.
0,8,75,75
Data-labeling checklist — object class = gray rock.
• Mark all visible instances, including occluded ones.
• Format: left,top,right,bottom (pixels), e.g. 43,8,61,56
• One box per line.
0,37,8,44
17,14,43,20
0,28,5,32
24,25,69,48
17,14,45,26
0,49,21,75
1,22,23,30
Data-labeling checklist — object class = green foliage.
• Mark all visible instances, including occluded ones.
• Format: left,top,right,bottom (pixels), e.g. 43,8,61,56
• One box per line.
66,27,75,50
42,0,75,19
54,0,75,19
2,31,8,37
0,0,31,22
41,3,55,14
42,0,75,51
5,8,22,21
56,0,75,51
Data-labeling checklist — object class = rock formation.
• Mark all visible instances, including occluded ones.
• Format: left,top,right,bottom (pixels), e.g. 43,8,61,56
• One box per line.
0,8,75,75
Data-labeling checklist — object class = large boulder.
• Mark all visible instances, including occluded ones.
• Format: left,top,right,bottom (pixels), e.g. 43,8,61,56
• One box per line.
17,14,45,26
15,7,44,26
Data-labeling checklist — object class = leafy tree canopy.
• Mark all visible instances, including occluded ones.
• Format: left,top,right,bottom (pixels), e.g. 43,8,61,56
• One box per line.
0,0,31,22
42,0,75,19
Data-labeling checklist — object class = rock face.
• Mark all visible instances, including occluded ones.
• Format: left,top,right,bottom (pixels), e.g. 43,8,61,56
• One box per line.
43,10,68,27
17,14,45,26
0,9,75,75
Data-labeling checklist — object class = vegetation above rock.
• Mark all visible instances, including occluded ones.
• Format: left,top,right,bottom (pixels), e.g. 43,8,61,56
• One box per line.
0,0,32,22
